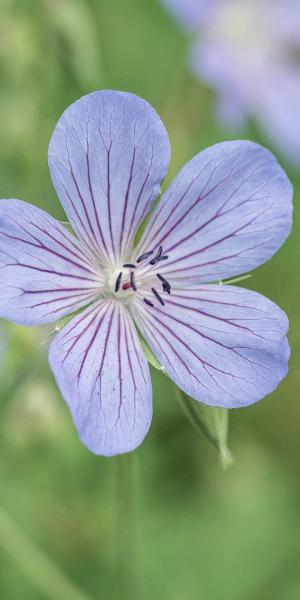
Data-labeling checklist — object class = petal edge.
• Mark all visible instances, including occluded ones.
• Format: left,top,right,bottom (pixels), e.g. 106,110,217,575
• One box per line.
48,90,171,265
138,141,293,283
133,285,289,408
49,300,152,456
0,199,100,325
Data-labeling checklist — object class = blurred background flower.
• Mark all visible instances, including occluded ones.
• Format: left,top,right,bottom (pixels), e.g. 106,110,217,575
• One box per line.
0,0,299,598
162,0,300,164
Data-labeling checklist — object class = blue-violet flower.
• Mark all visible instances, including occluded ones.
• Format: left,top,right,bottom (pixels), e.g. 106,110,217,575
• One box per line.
162,0,300,164
0,91,292,455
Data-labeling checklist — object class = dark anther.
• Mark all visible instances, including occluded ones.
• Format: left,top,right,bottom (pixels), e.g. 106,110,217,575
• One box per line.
137,250,153,263
163,284,171,295
150,254,169,265
130,271,137,291
123,263,136,268
151,287,165,306
115,272,122,292
143,298,154,307
157,273,171,288
149,245,163,265
157,255,169,262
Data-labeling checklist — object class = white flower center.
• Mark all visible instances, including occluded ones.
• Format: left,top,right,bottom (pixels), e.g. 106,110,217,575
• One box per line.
103,246,172,307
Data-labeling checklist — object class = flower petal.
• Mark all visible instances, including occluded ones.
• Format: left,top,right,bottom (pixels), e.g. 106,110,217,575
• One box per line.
133,285,289,408
0,199,101,325
137,141,292,283
49,300,152,456
48,90,170,265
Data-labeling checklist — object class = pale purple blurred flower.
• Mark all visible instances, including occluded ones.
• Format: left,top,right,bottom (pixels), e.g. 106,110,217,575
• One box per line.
162,0,300,164
0,91,292,455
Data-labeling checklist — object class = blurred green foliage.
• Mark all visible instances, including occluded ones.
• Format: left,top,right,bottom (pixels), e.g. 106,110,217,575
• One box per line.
0,0,300,598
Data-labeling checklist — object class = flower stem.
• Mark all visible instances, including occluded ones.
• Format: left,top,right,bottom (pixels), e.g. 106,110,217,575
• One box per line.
117,453,139,600
0,503,92,600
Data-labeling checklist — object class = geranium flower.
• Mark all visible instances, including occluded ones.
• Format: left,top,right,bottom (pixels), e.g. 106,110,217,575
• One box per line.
0,91,292,455
162,0,300,164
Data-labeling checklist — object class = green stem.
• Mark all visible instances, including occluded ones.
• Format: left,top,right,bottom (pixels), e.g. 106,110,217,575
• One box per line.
117,453,139,600
0,504,92,600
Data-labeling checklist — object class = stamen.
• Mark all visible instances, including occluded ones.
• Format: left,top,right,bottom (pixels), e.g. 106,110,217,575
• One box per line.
123,263,136,268
151,287,165,306
157,255,169,262
143,298,154,307
130,271,137,291
149,254,168,265
157,273,171,288
115,272,122,292
163,284,171,295
137,250,153,263
149,245,163,265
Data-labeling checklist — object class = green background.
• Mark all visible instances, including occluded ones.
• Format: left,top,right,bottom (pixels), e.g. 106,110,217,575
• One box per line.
0,1,299,598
